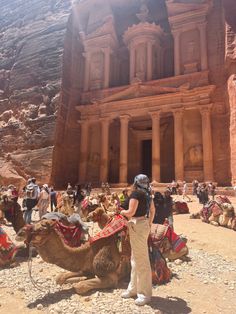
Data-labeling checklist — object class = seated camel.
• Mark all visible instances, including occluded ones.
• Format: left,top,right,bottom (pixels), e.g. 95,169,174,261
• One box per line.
17,218,127,295
87,207,189,262
208,202,235,227
0,195,25,233
57,192,74,216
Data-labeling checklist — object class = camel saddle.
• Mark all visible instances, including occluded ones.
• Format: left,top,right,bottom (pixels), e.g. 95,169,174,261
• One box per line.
90,214,128,244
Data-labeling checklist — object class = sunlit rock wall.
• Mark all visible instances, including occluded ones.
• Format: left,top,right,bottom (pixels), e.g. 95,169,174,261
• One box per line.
0,0,71,187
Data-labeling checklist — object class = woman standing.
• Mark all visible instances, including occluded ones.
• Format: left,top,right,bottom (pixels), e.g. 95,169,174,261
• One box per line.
38,184,50,219
120,174,155,306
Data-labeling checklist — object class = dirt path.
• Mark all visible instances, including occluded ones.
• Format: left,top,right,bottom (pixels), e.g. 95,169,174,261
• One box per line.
0,197,236,314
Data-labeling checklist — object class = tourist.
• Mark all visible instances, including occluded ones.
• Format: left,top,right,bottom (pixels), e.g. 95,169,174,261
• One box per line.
182,181,192,202
153,191,165,224
171,180,177,195
74,184,85,206
105,182,111,195
198,183,209,205
120,174,155,306
192,180,199,195
50,187,57,211
119,188,129,205
85,182,92,196
24,178,40,224
101,182,106,193
163,189,174,229
38,184,50,219
208,182,216,200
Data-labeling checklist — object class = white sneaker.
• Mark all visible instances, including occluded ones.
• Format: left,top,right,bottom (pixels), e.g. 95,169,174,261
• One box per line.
121,290,136,299
134,296,151,306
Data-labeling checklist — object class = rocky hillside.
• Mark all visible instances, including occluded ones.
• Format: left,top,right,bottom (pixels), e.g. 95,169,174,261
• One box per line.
0,0,71,187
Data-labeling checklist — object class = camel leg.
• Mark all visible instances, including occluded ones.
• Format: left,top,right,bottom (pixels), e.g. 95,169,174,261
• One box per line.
165,246,189,261
56,271,84,285
73,272,118,295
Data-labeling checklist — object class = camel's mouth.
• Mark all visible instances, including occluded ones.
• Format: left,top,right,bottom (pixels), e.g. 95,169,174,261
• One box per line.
16,221,53,246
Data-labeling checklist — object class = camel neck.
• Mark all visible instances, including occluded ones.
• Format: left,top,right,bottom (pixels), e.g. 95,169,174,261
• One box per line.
37,230,90,272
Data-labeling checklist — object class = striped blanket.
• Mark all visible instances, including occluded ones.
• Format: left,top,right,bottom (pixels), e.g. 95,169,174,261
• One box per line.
55,222,82,247
0,225,17,265
90,214,128,244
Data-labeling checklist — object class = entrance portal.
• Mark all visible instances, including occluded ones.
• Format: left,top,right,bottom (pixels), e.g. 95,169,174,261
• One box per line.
160,115,175,182
141,140,152,178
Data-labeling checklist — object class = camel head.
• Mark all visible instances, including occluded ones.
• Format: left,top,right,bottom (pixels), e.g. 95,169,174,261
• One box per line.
87,207,111,229
16,220,56,247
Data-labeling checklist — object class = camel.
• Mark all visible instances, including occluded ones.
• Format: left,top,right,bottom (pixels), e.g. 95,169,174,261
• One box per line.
57,192,75,216
190,199,236,231
87,207,189,261
17,219,126,295
0,196,25,233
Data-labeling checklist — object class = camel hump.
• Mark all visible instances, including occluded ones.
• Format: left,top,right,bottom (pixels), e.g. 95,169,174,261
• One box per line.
93,245,119,277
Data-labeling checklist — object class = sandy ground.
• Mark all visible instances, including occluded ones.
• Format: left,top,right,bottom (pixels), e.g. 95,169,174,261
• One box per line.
0,195,236,314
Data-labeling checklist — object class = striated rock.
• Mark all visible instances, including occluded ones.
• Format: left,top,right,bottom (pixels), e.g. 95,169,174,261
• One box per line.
0,0,71,187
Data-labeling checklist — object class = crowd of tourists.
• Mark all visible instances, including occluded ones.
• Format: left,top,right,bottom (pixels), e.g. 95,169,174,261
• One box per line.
166,180,216,204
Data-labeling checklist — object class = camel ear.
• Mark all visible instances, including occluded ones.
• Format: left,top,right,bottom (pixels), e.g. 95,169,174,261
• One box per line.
41,219,54,229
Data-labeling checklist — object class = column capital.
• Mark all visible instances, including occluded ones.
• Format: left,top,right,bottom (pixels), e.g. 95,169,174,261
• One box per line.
173,108,184,116
172,29,181,38
120,114,131,123
82,51,91,59
149,110,161,119
199,104,212,115
78,119,91,125
99,116,112,123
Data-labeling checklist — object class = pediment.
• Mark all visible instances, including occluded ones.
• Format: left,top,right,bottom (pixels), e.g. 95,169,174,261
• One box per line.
98,82,190,104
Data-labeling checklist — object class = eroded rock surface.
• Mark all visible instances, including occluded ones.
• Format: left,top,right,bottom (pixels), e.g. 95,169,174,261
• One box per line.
0,0,71,187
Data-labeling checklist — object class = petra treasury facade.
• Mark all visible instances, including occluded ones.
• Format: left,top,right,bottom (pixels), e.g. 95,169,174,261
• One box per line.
51,0,236,188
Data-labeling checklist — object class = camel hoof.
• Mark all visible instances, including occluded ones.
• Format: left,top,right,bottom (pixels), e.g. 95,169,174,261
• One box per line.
73,282,90,295
56,274,67,286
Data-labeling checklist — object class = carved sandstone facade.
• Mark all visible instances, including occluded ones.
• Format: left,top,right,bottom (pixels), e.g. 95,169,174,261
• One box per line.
52,0,233,187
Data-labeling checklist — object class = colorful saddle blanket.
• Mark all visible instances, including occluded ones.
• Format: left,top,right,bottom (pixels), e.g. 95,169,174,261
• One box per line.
54,222,82,247
0,225,17,265
149,223,186,253
174,201,190,214
90,214,128,244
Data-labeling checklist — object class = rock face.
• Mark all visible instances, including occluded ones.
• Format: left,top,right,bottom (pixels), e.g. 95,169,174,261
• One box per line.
0,0,71,187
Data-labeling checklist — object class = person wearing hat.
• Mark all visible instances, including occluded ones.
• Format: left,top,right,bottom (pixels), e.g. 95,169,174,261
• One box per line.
38,184,50,219
120,174,155,306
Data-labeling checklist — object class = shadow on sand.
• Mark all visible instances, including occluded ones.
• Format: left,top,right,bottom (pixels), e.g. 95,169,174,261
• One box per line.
27,288,75,309
150,295,192,314
27,288,191,313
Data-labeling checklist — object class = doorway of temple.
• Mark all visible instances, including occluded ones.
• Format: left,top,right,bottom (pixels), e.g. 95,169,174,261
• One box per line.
141,139,152,179
160,115,175,182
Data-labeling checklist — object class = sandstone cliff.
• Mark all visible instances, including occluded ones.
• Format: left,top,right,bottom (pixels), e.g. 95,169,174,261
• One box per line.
0,0,71,187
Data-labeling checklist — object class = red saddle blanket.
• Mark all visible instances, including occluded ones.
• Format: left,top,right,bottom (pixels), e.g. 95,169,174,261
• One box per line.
55,222,82,247
149,224,186,253
174,201,190,214
90,214,128,244
0,225,17,264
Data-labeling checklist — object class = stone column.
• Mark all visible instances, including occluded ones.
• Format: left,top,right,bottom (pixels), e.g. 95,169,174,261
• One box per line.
150,111,161,182
173,31,181,76
103,47,111,89
83,52,91,92
119,115,130,184
173,109,184,181
147,41,153,81
200,105,214,181
79,120,90,182
100,118,110,183
198,23,208,71
129,45,135,83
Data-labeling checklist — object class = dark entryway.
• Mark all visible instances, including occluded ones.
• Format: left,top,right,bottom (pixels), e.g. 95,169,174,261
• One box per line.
141,140,152,178
160,115,175,182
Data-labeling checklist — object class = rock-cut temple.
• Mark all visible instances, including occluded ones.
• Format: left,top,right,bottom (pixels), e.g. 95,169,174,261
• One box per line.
51,0,236,187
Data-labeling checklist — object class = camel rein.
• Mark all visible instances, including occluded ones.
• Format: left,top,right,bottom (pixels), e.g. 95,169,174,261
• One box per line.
27,245,51,293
